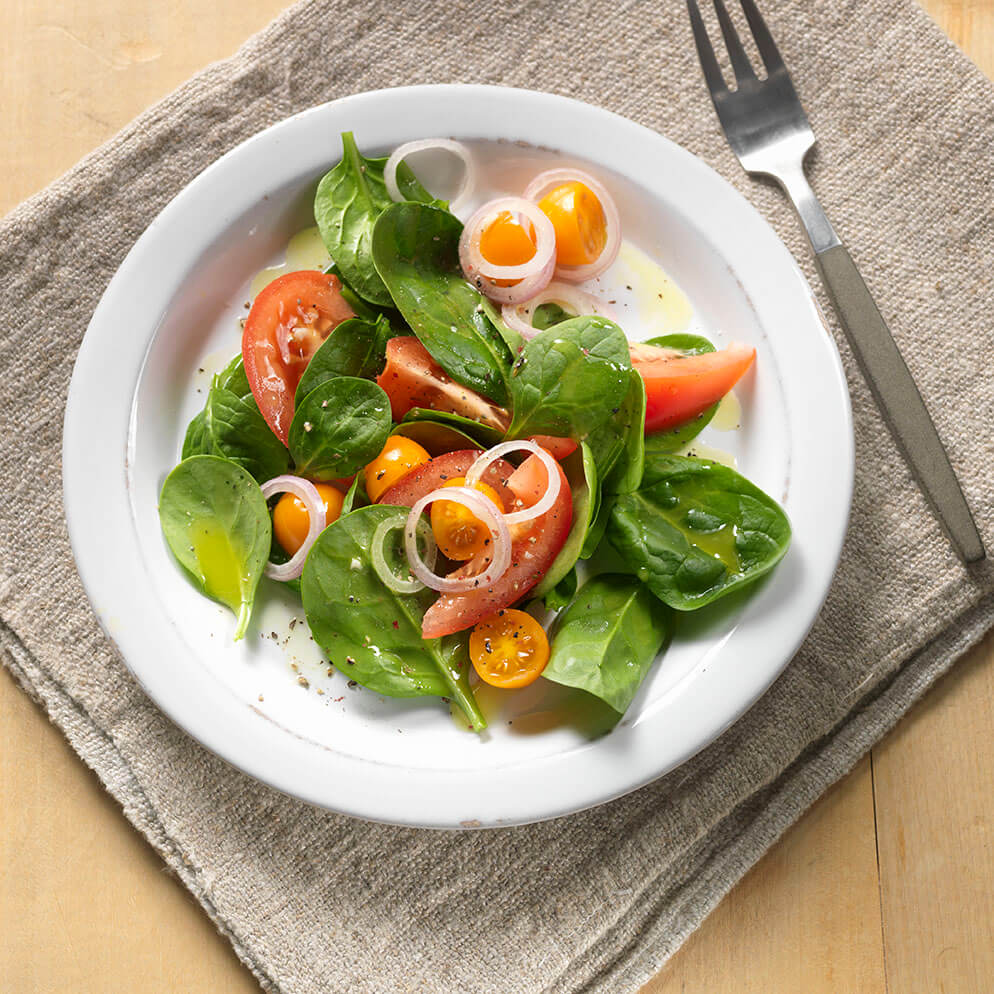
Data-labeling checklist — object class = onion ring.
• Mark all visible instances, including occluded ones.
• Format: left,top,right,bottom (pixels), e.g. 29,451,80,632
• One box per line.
465,441,561,527
384,139,476,215
522,168,622,283
404,486,511,593
260,475,327,582
500,281,613,340
458,197,557,304
371,513,436,594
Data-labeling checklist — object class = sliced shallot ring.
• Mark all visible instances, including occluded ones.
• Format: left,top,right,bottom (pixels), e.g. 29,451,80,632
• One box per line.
384,139,476,214
500,281,612,340
405,487,511,593
372,513,435,594
260,475,327,582
465,440,561,527
522,168,622,283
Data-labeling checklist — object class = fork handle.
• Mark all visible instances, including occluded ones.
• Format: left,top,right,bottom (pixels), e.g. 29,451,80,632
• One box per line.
777,166,984,563
815,238,984,564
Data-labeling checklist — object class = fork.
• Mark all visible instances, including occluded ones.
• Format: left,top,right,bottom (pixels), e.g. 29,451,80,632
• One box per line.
687,0,985,564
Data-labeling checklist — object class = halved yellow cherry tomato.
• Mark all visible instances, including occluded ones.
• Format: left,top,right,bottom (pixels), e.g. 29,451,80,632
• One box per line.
365,436,432,502
478,210,536,286
430,476,504,561
272,483,344,556
469,609,550,688
537,181,607,266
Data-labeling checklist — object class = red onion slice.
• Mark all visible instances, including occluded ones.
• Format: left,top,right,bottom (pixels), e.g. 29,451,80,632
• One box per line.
371,513,436,594
522,168,622,283
260,475,327,582
465,441,561,527
500,282,613,340
404,487,511,593
384,139,476,215
458,197,557,304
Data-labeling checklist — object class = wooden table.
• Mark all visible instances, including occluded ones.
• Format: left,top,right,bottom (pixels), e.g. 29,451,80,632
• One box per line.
1,2,992,990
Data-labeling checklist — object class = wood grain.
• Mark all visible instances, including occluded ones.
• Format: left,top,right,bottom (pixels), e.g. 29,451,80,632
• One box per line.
0,1,992,992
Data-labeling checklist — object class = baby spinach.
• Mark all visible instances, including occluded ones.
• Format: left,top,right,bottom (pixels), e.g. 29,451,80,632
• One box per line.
182,409,208,460
542,568,577,612
533,442,597,600
203,386,291,483
371,203,514,405
213,353,252,397
293,315,392,407
642,333,720,454
532,302,571,330
580,493,615,560
400,408,503,448
543,574,672,715
340,472,366,515
301,505,485,730
159,455,271,640
607,455,791,610
315,132,439,306
288,376,391,481
391,420,483,456
586,368,646,497
506,316,631,441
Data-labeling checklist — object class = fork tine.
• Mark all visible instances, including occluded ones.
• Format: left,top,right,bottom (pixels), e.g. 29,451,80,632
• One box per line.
737,0,786,75
711,0,757,84
686,0,728,96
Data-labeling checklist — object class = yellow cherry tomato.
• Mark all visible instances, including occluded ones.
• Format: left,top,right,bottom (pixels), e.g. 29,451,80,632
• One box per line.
272,483,344,556
430,476,503,561
537,181,607,266
364,436,432,502
478,210,536,286
469,609,550,688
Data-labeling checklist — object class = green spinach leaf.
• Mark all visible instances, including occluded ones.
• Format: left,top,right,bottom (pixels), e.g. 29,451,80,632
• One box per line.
288,376,391,481
391,420,483,456
586,368,646,497
340,473,366,515
542,568,578,612
506,316,631,440
371,203,514,405
182,409,208,460
159,455,271,640
543,574,672,715
532,302,571,330
301,505,485,730
400,408,503,447
214,353,252,397
204,386,290,483
607,455,791,610
294,315,392,407
315,132,438,306
533,442,597,599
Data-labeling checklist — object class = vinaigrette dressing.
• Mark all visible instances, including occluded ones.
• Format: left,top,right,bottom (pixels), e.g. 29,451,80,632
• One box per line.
614,241,693,336
249,226,331,299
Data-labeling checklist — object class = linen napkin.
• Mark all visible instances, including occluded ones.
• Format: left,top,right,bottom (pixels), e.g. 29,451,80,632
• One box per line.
2,0,993,991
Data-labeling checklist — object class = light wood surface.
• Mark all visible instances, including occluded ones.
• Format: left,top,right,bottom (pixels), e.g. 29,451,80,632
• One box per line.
1,2,992,991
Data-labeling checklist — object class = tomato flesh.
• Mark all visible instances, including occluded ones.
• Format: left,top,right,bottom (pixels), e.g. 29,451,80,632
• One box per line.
377,449,516,510
376,337,511,434
421,453,573,639
242,271,354,444
630,342,756,434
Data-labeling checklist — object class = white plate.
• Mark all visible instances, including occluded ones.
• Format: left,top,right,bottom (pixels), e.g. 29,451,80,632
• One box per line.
63,85,852,829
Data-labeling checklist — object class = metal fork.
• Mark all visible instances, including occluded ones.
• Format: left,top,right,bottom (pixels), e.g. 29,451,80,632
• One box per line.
688,0,985,564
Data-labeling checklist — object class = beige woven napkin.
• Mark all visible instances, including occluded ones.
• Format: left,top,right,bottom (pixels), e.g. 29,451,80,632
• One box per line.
2,0,993,990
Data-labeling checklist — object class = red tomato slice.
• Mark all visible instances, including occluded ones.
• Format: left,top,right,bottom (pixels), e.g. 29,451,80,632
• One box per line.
376,337,511,434
242,271,354,444
630,342,756,434
421,453,573,639
377,450,516,509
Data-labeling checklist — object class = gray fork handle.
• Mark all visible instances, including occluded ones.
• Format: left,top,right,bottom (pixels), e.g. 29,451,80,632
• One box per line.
776,166,985,564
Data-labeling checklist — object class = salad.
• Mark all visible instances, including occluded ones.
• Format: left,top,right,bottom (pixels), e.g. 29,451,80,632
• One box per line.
158,133,791,733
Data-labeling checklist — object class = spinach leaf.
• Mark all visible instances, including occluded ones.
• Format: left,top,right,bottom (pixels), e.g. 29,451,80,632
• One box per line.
341,473,366,515
533,442,597,599
371,203,514,405
301,505,485,730
532,302,571,330
288,376,391,481
400,408,503,448
542,567,577,612
294,315,392,407
314,132,438,306
506,316,631,440
543,574,672,715
182,409,208,460
586,368,646,497
204,386,291,483
580,493,615,560
159,455,271,640
642,333,720,454
607,455,791,610
214,353,252,397
391,420,483,456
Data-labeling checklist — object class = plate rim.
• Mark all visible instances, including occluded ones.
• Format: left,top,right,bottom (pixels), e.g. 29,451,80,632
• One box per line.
63,83,853,828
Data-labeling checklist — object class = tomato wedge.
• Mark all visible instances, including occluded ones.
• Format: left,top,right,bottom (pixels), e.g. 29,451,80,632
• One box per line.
629,342,756,435
242,271,354,444
421,454,573,639
377,450,516,510
377,337,511,434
